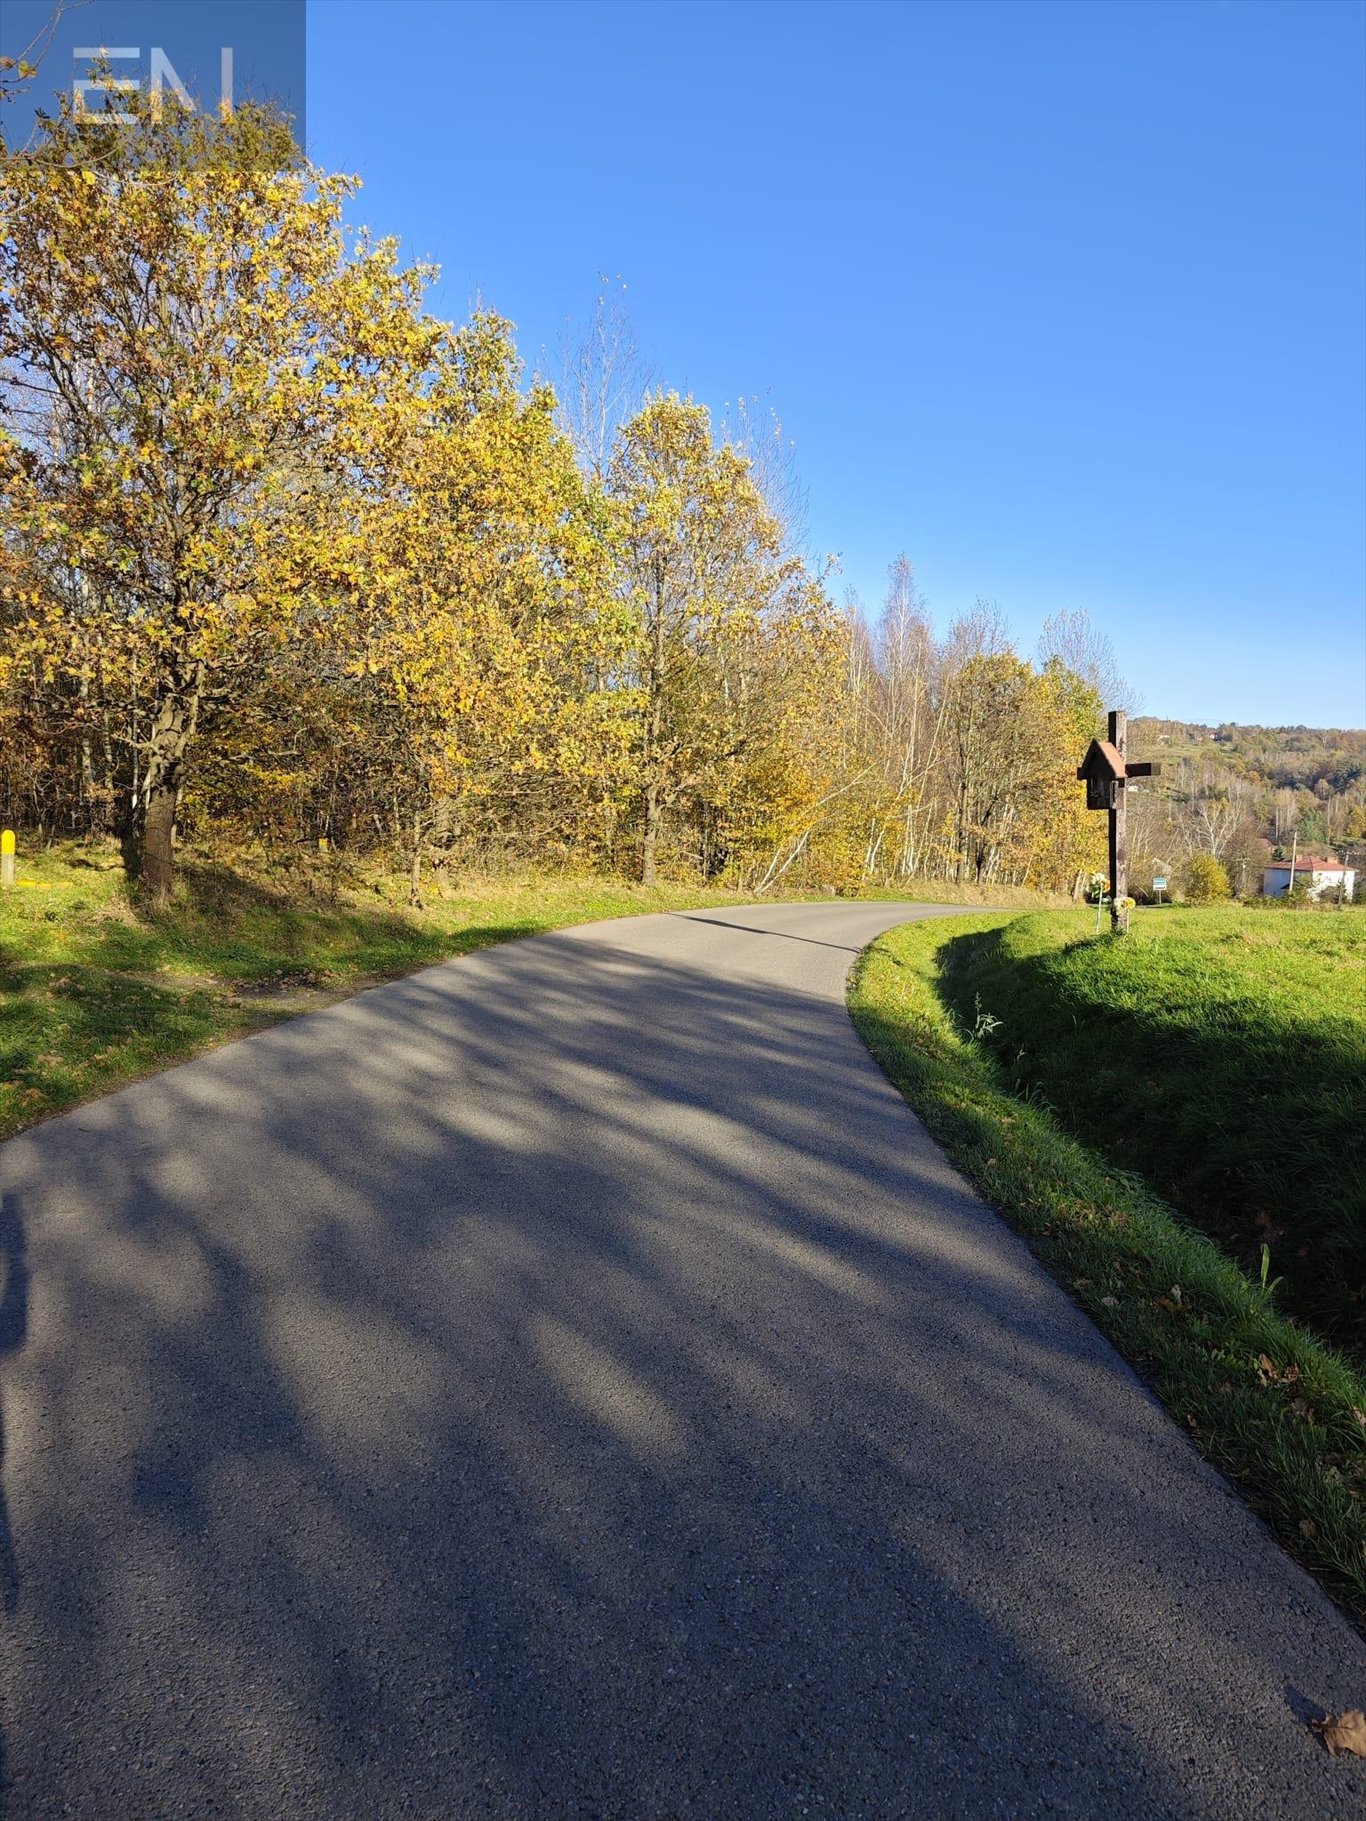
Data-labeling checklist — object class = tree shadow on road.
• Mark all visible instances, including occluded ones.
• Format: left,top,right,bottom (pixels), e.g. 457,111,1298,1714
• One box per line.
0,1194,25,1616
0,1189,29,1818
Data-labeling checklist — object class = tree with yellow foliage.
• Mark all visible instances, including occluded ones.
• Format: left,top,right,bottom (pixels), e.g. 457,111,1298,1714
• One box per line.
935,647,1104,890
338,313,630,901
0,92,441,897
608,394,802,884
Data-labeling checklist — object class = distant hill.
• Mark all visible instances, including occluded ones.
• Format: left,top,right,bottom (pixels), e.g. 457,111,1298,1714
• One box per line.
1125,720,1365,884
1132,720,1364,797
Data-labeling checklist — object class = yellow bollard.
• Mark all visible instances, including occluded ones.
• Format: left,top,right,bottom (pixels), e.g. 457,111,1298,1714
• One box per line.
1,828,14,888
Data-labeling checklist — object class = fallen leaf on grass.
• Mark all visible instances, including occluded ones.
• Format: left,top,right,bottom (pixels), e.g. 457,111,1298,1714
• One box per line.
1100,1296,1119,1308
1311,1710,1366,1758
1298,1518,1318,1538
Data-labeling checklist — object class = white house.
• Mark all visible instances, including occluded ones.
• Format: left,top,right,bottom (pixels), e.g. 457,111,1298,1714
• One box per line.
1261,855,1356,900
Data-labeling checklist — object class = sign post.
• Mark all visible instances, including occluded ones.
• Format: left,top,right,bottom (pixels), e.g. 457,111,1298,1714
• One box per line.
0,829,13,889
1077,711,1161,935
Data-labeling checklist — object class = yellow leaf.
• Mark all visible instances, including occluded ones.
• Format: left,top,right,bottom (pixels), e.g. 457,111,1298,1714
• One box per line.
1311,1711,1366,1758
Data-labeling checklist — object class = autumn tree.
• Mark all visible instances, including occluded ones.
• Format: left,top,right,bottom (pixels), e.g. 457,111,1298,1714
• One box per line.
338,312,628,900
0,91,441,897
937,646,1103,888
608,394,789,884
689,569,852,889
1037,608,1134,715
846,556,943,878
557,278,651,483
1182,851,1231,903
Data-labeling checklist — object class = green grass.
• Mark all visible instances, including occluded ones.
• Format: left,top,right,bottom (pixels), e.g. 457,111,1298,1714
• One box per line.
0,844,764,1140
849,913,1366,1625
930,907,1366,1349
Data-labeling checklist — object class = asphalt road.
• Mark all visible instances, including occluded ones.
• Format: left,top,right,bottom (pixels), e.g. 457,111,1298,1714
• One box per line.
0,901,1362,1820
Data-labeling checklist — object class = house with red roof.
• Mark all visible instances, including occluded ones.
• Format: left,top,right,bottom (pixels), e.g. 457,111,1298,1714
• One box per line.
1260,854,1356,900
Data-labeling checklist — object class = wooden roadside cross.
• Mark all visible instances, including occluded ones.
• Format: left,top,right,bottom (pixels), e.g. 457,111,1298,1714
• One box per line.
1077,710,1161,934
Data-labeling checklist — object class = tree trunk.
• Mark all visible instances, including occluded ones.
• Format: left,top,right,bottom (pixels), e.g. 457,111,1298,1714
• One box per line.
639,557,667,887
640,780,660,886
141,774,178,903
78,666,96,835
409,812,425,908
133,670,202,903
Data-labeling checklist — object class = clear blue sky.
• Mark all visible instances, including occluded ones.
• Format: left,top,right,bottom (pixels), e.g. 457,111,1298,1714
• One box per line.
301,1,1364,724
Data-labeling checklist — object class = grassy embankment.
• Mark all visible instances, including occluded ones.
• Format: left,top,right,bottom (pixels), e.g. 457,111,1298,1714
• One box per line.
850,906,1366,1623
0,841,1052,1142
0,845,751,1140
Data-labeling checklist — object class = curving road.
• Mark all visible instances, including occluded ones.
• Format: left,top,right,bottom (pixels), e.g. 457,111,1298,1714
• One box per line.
0,901,1362,1820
